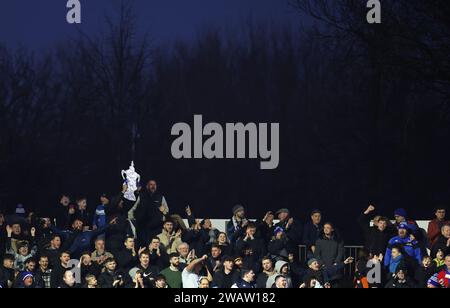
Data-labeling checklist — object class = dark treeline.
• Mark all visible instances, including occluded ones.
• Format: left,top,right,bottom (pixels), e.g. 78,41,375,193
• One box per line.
0,0,449,243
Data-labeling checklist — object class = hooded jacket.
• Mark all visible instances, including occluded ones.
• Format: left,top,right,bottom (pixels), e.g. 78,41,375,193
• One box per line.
265,261,293,288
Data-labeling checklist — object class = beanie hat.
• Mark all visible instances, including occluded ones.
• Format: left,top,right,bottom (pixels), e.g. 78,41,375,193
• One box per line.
307,258,319,267
21,272,33,281
232,205,245,215
394,208,407,218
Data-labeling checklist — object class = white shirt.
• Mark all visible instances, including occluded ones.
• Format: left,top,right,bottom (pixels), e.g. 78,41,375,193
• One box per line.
182,268,199,288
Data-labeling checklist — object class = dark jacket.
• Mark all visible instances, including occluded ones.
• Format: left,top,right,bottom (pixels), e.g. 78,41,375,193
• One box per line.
134,191,166,247
182,228,210,257
53,204,70,229
276,219,303,248
50,225,109,259
98,270,125,289
116,248,138,271
268,235,290,260
303,221,323,249
414,265,437,288
235,237,266,261
136,264,159,288
213,269,240,288
50,263,68,288
431,235,450,259
0,266,14,288
232,277,256,288
357,213,393,256
105,215,132,255
385,276,416,289
256,271,273,289
226,218,247,244
256,221,275,246
314,232,344,280
303,268,329,286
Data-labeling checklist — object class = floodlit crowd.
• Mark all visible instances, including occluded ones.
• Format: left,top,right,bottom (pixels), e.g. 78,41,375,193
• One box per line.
0,181,449,288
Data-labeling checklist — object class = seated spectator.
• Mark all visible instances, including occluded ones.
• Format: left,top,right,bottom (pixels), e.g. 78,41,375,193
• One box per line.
431,224,450,258
303,209,323,257
427,206,449,248
160,253,182,289
158,220,183,255
231,269,256,288
427,254,450,288
384,223,422,267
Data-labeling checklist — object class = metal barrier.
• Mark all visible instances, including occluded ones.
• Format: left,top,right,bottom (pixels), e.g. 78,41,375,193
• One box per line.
299,245,364,278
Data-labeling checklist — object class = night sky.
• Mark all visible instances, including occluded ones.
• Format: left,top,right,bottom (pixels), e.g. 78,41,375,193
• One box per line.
1,1,448,245
0,0,298,50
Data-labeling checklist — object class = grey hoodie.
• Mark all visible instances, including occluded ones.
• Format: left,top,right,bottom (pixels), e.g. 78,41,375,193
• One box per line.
265,261,293,288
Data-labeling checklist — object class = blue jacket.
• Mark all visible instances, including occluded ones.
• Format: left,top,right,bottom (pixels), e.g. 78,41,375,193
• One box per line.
50,225,109,259
384,236,422,267
92,204,107,228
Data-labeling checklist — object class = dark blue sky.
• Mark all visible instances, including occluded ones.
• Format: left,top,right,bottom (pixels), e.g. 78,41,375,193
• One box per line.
0,0,299,50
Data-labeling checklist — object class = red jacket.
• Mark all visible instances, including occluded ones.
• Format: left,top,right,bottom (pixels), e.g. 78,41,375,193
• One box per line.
428,219,450,247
